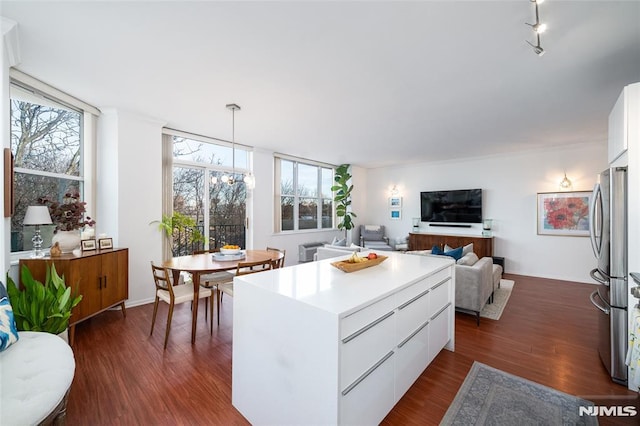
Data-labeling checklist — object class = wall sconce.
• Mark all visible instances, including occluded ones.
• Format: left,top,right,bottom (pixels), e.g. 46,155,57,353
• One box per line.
559,172,573,191
390,185,400,196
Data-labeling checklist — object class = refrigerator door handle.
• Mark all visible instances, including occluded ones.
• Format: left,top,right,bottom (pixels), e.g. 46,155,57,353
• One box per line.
590,290,610,314
590,268,610,286
589,182,602,259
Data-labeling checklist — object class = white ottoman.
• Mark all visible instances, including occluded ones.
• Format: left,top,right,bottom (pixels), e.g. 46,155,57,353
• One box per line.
0,331,75,425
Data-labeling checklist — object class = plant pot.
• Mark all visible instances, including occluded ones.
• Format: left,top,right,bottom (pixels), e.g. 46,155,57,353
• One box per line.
57,328,69,344
52,230,81,253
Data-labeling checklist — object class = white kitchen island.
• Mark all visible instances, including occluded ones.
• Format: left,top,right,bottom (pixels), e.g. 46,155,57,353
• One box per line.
232,251,455,425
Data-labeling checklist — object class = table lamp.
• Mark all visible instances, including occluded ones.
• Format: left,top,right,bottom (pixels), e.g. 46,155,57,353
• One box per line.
23,205,53,258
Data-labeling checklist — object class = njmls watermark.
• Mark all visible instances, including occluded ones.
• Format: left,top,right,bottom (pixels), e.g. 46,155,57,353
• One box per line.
579,406,637,417
578,395,639,418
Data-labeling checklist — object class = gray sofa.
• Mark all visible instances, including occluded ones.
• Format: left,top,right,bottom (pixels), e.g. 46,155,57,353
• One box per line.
455,256,500,325
408,246,503,325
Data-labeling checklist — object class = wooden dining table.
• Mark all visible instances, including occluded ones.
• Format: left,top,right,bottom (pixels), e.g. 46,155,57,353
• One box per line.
161,249,284,343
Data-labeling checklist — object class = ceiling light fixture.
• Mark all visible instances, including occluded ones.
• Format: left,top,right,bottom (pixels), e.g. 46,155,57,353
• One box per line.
216,103,255,190
526,0,546,56
221,103,241,186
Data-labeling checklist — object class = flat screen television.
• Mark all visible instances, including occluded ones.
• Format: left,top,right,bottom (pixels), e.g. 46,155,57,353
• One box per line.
420,189,482,223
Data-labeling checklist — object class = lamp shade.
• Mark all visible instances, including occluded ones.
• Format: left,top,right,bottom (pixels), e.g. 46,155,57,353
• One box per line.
23,205,53,225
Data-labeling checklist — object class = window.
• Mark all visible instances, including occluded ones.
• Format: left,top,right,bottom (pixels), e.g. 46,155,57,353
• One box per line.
275,156,334,232
9,79,93,253
168,130,251,255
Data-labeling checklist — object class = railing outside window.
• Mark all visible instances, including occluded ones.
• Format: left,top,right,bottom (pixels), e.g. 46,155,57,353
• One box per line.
172,224,246,256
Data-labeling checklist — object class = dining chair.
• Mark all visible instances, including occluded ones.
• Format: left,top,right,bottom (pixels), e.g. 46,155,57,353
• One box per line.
266,246,286,269
217,259,273,325
193,249,235,310
150,262,214,349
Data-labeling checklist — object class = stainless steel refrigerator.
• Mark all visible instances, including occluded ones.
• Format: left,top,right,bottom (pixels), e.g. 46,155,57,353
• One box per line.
589,166,627,385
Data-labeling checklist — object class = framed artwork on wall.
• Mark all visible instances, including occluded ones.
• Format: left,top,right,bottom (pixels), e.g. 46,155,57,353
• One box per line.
537,191,591,236
389,197,402,208
390,209,402,220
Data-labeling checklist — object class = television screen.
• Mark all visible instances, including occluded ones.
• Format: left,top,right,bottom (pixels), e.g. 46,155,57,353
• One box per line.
420,189,482,223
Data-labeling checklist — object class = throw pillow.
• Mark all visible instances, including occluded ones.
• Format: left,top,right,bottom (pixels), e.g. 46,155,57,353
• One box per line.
431,245,443,255
444,243,474,257
443,246,463,261
456,252,479,266
0,283,19,352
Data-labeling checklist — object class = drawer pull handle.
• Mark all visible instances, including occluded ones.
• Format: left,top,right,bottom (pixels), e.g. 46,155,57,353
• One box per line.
430,302,451,321
398,319,430,348
398,288,430,310
341,350,394,396
342,311,395,344
431,277,450,291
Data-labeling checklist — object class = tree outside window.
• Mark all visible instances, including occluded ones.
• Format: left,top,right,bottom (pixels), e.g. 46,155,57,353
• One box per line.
10,84,84,252
277,158,334,232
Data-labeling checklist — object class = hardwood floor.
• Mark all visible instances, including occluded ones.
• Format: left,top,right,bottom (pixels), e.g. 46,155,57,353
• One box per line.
66,274,639,425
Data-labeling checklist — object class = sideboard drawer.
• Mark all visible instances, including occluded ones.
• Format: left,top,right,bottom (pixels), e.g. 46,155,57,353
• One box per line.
428,303,452,365
428,277,451,318
341,309,395,390
340,350,395,426
341,295,395,340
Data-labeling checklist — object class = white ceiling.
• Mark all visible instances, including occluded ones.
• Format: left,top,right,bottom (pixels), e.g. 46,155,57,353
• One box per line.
2,1,639,168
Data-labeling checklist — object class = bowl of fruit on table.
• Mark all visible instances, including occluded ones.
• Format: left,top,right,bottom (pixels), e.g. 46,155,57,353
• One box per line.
220,245,241,255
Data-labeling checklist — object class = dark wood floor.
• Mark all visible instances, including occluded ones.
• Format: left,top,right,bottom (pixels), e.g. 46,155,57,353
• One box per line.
66,273,639,425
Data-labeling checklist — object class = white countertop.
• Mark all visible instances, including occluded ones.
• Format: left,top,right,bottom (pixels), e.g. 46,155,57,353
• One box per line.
235,251,453,317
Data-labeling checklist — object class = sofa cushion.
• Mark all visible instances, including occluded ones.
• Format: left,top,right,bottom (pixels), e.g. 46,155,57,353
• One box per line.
457,252,479,266
1,331,75,425
0,283,19,352
445,243,474,256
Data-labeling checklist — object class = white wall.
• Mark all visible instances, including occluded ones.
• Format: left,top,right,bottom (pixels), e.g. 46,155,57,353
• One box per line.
1,18,19,276
363,142,608,283
97,109,165,306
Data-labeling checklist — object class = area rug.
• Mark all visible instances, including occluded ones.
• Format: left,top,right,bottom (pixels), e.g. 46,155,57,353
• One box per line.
480,279,514,320
440,362,598,425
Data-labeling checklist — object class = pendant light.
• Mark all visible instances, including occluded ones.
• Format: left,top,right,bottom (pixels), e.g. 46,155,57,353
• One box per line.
216,103,255,190
220,103,241,185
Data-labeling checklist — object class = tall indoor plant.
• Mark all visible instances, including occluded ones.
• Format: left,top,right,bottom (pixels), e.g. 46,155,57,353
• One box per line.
6,263,82,336
332,164,357,237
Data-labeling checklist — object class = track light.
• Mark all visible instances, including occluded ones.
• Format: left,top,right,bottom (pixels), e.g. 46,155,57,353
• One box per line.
526,34,545,56
526,0,547,56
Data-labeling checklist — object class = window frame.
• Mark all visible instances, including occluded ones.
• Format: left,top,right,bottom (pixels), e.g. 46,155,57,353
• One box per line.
9,71,98,260
274,155,336,233
165,128,253,252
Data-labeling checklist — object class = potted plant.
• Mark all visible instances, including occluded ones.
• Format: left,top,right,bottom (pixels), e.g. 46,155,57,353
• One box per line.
6,263,82,340
150,211,206,255
332,164,357,237
39,192,95,253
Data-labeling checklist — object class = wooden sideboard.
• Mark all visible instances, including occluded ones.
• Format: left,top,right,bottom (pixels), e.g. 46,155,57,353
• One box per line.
409,233,493,258
19,248,129,345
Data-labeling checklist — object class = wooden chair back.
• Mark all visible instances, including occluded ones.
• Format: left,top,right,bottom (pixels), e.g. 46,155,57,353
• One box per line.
150,262,174,297
266,247,286,269
235,259,273,276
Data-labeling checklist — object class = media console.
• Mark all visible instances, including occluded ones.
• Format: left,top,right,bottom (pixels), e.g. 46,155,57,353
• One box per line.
409,232,493,258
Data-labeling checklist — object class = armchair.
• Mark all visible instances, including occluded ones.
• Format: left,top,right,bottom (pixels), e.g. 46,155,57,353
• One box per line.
359,225,393,251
